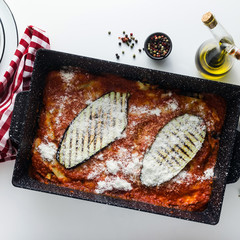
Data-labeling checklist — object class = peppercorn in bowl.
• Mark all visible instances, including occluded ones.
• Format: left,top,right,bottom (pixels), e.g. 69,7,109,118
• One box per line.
144,32,172,60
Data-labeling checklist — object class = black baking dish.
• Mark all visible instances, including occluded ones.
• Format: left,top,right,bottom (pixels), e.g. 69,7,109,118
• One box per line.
10,49,240,225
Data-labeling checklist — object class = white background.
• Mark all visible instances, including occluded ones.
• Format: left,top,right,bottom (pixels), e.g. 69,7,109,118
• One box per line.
1,0,240,239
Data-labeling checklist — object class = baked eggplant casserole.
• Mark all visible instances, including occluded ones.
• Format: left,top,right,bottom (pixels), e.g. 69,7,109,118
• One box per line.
30,67,226,211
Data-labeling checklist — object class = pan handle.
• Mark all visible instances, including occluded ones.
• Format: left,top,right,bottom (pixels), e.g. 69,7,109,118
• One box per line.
226,130,240,184
9,91,29,146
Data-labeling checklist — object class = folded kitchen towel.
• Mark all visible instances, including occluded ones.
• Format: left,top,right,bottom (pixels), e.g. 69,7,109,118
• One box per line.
0,25,50,162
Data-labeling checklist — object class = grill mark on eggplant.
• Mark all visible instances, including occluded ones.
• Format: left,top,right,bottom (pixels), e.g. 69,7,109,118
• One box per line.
188,131,199,142
69,127,73,167
185,135,195,147
113,92,118,128
175,144,190,158
183,141,194,153
93,104,100,152
97,107,103,151
164,122,200,160
152,152,175,170
169,148,182,167
159,129,188,168
155,150,175,169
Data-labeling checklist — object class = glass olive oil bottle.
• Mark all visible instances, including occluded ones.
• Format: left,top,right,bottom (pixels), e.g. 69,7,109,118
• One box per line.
195,12,240,80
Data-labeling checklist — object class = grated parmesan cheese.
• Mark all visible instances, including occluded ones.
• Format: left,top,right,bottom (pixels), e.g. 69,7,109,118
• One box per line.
124,159,142,177
60,70,75,85
203,168,214,179
129,105,161,116
54,95,69,125
96,153,104,160
199,168,214,181
141,157,172,186
166,99,179,111
95,176,132,194
106,160,120,175
172,171,191,184
172,167,214,184
87,163,106,180
38,142,57,162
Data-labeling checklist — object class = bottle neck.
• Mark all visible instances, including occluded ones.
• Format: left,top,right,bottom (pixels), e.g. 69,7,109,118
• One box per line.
202,12,239,60
209,23,234,44
202,14,234,44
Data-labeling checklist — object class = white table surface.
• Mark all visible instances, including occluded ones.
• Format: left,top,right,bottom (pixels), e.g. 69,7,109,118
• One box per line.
1,0,240,239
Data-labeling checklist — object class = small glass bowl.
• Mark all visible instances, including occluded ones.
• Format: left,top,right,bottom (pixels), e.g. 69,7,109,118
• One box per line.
144,32,172,60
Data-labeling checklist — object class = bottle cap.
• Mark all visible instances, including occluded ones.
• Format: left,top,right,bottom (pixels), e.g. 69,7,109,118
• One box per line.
202,12,218,29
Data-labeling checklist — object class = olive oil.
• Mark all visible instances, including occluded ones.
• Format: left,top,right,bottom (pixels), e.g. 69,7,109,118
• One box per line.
195,12,240,80
195,40,233,80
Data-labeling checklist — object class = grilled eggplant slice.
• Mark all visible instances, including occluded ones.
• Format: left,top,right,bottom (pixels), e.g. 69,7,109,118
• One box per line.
141,114,206,186
57,92,130,168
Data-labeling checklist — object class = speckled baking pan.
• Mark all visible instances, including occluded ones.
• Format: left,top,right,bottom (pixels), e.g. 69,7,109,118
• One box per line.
10,49,240,225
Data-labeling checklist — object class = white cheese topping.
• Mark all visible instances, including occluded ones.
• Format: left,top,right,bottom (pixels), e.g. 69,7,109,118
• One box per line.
38,142,57,162
129,105,161,116
87,163,106,180
166,99,179,111
203,168,214,179
122,153,142,177
172,167,214,184
106,160,120,175
60,70,74,85
172,170,191,184
95,176,132,194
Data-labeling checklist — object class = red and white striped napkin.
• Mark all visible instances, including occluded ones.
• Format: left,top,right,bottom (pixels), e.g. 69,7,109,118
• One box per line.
0,25,50,162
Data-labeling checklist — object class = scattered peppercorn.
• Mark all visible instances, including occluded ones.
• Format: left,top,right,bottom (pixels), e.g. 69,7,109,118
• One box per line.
109,31,142,59
138,49,142,52
118,31,139,48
